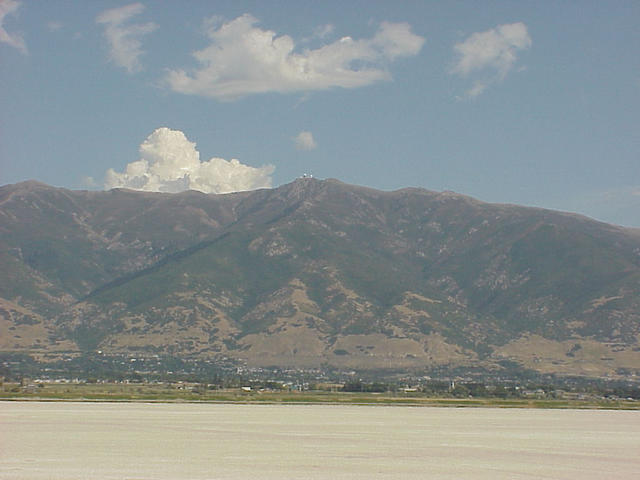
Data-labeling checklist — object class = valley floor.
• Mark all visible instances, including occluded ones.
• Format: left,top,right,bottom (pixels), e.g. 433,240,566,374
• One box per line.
1,382,638,409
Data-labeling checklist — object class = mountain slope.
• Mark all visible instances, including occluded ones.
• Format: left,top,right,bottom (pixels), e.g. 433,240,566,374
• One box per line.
1,179,639,378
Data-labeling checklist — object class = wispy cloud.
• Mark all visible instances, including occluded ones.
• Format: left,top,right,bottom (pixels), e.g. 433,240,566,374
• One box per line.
47,21,63,32
165,14,424,100
294,131,317,151
314,23,334,39
96,2,157,74
0,0,27,54
80,175,97,188
450,22,531,98
104,127,274,194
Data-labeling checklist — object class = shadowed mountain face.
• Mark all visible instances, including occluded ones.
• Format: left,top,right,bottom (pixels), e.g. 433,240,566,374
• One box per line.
1,179,639,378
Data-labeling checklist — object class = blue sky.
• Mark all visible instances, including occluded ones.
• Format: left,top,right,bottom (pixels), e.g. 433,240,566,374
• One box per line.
1,1,639,227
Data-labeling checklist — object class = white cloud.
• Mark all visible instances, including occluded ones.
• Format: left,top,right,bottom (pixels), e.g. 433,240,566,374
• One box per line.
294,131,317,151
104,127,274,194
166,14,424,100
96,2,157,74
451,22,531,97
0,0,27,54
465,81,488,98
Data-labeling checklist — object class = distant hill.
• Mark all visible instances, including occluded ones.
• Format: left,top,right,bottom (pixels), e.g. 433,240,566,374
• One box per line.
1,179,639,379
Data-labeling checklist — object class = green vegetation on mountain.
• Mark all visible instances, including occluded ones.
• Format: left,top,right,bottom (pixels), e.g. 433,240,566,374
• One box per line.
1,179,639,379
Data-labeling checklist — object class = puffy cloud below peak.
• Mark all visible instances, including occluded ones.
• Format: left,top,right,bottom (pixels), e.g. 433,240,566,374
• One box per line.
104,128,274,194
166,14,424,100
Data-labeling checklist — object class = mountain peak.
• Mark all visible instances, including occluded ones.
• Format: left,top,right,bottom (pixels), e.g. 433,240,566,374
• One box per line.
2,179,52,192
1,179,639,379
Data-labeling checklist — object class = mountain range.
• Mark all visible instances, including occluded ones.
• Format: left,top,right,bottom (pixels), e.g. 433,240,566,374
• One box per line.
1,179,639,379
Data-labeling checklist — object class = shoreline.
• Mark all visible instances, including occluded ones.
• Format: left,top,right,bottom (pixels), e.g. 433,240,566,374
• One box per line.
2,393,638,410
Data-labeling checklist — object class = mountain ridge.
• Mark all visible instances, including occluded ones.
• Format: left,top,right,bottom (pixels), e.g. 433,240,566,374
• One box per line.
1,179,639,379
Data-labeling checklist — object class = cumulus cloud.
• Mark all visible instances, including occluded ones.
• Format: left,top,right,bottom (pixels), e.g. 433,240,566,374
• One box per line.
104,127,274,194
294,131,317,151
0,0,27,54
96,2,157,73
166,14,424,100
450,22,531,97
